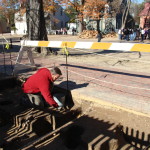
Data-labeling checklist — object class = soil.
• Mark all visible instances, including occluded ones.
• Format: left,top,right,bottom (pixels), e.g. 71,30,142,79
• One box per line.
1,85,150,150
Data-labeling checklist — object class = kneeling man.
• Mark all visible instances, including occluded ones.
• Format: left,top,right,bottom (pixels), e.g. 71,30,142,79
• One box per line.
22,67,63,109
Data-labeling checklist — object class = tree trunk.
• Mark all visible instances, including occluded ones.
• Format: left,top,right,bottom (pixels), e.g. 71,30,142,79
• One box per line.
121,0,131,29
26,0,48,54
123,0,131,28
78,0,85,33
96,20,100,31
121,4,127,28
78,21,83,33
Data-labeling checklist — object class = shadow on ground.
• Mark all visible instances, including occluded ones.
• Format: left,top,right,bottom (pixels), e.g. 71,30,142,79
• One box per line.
61,63,150,79
58,80,89,90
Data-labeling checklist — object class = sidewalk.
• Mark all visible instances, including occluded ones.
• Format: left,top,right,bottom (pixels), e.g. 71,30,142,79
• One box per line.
1,33,150,43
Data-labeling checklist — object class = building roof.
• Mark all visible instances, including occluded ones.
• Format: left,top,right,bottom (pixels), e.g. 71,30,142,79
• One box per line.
139,2,150,16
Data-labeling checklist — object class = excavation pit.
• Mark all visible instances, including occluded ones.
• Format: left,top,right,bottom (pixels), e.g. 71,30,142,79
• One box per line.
0,76,150,150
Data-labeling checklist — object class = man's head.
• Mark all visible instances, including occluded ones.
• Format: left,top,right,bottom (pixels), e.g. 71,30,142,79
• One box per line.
51,67,62,82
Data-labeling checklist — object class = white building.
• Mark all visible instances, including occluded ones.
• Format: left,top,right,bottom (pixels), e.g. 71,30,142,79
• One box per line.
45,5,70,34
14,5,69,35
14,11,27,35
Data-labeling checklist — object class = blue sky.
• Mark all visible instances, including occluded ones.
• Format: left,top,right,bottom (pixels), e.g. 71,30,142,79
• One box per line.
136,0,144,3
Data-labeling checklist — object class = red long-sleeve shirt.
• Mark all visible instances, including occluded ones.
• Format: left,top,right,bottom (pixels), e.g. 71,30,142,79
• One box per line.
22,68,57,106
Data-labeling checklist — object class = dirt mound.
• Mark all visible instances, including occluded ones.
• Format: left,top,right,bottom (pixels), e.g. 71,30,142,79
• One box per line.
104,32,117,38
79,30,98,39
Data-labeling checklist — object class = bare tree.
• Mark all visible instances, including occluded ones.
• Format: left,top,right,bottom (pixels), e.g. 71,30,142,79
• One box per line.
121,0,131,29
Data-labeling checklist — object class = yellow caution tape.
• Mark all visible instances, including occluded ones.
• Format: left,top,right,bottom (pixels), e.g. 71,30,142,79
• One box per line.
5,43,10,50
62,46,69,56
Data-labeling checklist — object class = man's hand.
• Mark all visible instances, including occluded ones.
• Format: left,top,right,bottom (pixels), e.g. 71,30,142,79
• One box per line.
52,103,58,108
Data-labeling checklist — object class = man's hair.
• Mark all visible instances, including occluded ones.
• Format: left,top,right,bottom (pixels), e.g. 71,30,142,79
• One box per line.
51,67,62,75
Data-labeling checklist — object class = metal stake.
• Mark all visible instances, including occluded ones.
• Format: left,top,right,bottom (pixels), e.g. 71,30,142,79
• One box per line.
66,53,69,91
2,40,6,74
9,50,14,75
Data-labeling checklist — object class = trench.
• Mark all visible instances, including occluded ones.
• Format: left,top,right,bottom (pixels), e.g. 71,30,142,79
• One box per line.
0,75,149,150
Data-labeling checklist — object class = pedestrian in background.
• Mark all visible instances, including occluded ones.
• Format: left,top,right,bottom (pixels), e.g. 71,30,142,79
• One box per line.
141,28,145,42
63,28,67,35
72,28,76,35
144,28,148,39
124,29,129,41
118,28,122,40
97,30,102,42
136,28,140,40
148,28,150,40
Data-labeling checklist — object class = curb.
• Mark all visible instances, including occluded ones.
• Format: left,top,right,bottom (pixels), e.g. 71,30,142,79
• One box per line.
71,90,150,119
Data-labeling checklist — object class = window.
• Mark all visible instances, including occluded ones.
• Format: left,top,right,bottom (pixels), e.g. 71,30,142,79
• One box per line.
144,18,150,28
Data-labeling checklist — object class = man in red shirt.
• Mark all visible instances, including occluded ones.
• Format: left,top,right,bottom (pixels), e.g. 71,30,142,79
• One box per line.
22,67,63,108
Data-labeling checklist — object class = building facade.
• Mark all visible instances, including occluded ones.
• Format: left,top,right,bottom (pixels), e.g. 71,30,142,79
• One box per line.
14,6,69,35
14,11,27,35
45,6,70,34
139,2,150,28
